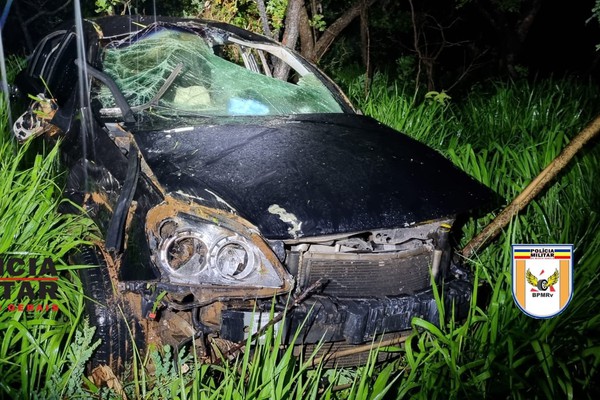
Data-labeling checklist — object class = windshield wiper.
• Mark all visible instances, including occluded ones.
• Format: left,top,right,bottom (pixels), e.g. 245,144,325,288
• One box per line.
132,63,183,112
144,105,213,119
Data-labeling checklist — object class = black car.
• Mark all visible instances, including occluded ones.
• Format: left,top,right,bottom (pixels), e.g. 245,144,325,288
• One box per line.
12,15,496,369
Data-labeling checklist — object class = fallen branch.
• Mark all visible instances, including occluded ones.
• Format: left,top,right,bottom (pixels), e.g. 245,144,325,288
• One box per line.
310,334,408,367
462,114,600,258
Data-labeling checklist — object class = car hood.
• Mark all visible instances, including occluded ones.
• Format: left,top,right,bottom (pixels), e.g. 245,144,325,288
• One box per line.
133,113,498,240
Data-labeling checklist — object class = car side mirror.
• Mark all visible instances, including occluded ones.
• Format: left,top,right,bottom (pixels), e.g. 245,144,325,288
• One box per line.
12,93,61,143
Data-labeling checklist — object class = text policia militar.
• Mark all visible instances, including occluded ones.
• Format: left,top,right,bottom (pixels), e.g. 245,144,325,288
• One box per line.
0,256,60,312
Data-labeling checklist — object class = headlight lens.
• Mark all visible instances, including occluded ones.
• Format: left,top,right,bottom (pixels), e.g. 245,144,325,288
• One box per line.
159,230,208,275
156,217,283,288
213,238,253,280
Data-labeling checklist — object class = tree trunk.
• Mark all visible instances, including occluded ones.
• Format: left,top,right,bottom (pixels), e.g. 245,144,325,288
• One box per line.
298,4,314,59
360,4,372,94
273,0,304,79
281,0,378,67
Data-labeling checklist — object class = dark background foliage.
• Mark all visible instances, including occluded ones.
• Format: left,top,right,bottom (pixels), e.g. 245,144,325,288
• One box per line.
2,0,599,92
1,1,600,398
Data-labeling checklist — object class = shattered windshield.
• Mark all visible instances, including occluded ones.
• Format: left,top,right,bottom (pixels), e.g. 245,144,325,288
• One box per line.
96,28,343,118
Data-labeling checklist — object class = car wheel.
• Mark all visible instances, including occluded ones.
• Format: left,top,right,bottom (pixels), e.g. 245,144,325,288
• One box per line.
73,246,145,372
537,279,549,291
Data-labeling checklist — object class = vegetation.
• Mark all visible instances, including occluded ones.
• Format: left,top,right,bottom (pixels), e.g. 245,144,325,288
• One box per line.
348,74,600,398
0,67,97,397
1,50,600,398
5,1,598,90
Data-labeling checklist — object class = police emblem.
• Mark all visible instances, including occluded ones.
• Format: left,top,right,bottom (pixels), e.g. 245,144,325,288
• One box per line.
512,245,573,318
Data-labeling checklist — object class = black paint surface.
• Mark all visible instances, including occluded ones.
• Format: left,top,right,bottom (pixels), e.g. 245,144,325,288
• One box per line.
135,113,499,239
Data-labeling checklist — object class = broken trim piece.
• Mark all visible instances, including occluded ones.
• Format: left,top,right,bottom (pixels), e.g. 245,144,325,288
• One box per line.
106,146,140,253
228,37,310,76
75,58,135,123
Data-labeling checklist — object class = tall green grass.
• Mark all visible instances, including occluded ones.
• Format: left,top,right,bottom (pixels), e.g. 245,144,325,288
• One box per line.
73,305,396,399
1,60,599,398
349,75,600,398
0,93,96,397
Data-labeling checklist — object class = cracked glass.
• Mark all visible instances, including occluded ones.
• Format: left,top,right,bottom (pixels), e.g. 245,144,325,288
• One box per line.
96,29,343,118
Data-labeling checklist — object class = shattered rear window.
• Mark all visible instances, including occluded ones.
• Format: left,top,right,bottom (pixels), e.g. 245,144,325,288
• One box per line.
96,29,343,117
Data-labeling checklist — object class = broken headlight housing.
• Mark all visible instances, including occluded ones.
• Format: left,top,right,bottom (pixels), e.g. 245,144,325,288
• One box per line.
154,216,283,288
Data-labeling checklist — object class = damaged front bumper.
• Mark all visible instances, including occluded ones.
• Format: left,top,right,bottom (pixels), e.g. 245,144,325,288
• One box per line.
220,273,472,346
132,210,473,354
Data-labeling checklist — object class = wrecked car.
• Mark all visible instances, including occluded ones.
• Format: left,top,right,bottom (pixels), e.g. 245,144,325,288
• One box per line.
12,15,497,368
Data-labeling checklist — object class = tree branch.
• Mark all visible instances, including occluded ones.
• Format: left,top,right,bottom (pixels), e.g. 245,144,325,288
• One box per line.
23,0,72,26
312,0,378,63
255,0,273,38
408,0,422,101
462,114,600,258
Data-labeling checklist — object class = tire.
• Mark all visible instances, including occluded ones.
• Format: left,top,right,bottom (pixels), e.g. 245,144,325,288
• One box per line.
537,279,549,291
74,246,145,373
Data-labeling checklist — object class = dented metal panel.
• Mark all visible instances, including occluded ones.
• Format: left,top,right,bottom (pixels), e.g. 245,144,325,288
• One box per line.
134,113,497,240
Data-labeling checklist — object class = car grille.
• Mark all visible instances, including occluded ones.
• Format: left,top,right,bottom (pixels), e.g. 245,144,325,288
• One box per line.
298,247,433,298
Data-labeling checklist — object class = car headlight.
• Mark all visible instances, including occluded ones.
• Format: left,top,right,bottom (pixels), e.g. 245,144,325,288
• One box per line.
211,237,254,280
155,216,284,288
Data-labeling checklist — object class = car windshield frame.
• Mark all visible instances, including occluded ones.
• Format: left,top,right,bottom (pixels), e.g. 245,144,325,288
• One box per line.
94,22,349,120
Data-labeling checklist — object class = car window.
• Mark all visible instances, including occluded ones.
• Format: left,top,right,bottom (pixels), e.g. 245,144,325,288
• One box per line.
95,28,343,117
